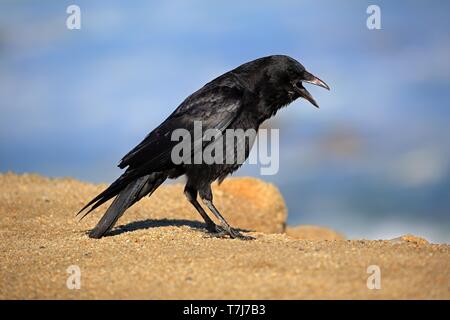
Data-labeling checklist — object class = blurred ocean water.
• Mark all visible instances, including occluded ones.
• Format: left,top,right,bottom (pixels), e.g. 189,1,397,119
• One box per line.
1,1,449,242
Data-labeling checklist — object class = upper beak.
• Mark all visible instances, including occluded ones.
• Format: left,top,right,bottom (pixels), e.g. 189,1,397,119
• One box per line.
295,71,330,108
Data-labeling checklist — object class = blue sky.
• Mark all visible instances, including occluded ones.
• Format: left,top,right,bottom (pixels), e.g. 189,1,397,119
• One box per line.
1,1,449,242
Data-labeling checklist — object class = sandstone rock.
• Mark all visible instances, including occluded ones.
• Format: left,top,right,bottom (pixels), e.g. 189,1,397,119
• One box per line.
389,234,429,245
1,173,448,299
286,225,345,240
0,173,287,234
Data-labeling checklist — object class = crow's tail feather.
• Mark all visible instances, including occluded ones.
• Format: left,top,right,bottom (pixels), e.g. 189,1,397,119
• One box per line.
76,170,138,220
78,172,166,239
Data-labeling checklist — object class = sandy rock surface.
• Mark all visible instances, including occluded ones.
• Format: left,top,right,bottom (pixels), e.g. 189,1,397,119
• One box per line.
286,225,345,240
0,173,448,299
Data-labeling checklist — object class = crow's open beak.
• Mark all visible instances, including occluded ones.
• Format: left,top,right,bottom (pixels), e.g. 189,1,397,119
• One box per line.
295,71,330,108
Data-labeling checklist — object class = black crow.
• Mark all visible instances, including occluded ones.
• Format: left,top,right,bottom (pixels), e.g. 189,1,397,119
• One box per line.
78,55,330,239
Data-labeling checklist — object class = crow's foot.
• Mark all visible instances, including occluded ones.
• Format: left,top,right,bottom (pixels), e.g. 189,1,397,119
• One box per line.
205,224,254,240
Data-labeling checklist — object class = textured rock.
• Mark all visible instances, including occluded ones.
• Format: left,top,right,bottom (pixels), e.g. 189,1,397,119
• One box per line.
213,177,287,233
389,234,429,245
1,173,448,299
286,225,345,240
0,173,287,235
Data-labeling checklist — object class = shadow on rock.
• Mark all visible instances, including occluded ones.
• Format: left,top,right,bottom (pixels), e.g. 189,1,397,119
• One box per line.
97,218,250,237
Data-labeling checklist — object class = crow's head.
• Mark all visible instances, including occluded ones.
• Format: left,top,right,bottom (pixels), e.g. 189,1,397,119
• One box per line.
252,55,330,108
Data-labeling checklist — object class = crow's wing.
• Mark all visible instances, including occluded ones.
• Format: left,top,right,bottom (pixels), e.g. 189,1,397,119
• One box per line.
118,83,245,172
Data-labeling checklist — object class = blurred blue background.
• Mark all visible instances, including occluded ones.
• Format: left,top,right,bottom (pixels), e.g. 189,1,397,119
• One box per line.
1,0,449,243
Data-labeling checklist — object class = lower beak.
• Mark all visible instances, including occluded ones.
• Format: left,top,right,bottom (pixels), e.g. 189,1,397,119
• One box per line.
296,71,330,108
296,85,320,108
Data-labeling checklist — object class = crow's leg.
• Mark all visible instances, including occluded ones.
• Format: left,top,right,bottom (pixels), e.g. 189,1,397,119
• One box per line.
199,185,254,240
184,186,223,233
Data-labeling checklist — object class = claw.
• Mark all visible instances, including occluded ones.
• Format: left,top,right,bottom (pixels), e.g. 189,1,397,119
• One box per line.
230,231,254,240
205,224,254,240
